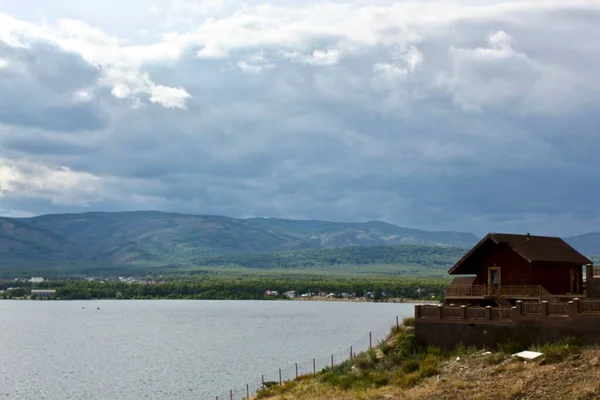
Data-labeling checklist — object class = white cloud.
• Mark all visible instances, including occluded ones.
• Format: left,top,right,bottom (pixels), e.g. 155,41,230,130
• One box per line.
1,1,600,233
0,12,191,109
281,49,341,66
0,58,8,68
435,30,591,114
0,158,102,206
73,89,94,102
111,84,131,99
397,46,423,73
149,85,192,109
237,61,263,74
236,52,276,73
373,63,408,78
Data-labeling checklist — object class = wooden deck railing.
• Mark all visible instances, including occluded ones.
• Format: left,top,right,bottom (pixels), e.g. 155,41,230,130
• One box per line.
445,285,487,297
522,302,541,315
445,284,547,298
494,285,541,297
466,307,487,320
581,300,600,313
548,303,568,315
416,299,600,323
491,308,511,320
441,307,461,319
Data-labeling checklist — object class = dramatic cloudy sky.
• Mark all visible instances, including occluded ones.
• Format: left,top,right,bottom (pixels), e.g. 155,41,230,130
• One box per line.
0,0,599,236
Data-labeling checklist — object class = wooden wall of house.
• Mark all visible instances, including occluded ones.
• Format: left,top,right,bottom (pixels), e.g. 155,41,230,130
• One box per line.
531,262,581,294
472,243,530,285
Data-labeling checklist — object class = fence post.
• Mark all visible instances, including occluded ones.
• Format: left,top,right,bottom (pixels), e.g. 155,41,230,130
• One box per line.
261,374,264,388
511,301,522,320
369,331,372,349
567,300,577,316
313,358,316,374
331,354,334,369
573,298,581,314
485,305,492,320
460,305,467,320
279,369,282,386
396,315,400,328
541,301,549,317
350,346,353,359
295,363,298,379
230,389,233,400
515,300,523,315
436,304,443,319
415,305,421,319
246,384,249,399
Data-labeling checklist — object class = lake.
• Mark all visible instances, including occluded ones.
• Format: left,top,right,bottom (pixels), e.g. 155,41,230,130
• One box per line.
0,300,415,399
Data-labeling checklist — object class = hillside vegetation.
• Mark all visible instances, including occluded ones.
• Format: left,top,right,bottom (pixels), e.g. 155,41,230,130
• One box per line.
1,211,598,276
254,322,600,400
0,211,475,275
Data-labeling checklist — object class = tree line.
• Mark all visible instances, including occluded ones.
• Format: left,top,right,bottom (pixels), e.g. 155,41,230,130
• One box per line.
192,245,465,270
0,276,447,301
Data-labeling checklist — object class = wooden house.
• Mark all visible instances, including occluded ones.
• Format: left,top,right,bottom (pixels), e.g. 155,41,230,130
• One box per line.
444,233,592,306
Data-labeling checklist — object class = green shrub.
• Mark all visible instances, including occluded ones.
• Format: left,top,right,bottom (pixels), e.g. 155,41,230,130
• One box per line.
396,334,419,357
426,346,443,357
562,336,583,349
403,317,415,327
321,371,359,389
354,353,376,370
419,355,439,378
368,371,390,387
498,340,523,355
401,359,420,374
380,341,391,356
394,371,421,388
538,343,571,364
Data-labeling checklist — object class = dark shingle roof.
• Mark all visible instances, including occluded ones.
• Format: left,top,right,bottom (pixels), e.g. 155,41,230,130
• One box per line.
488,233,591,264
449,276,476,286
449,233,592,275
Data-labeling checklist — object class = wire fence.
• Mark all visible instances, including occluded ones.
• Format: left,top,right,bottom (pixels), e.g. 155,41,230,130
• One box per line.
213,315,404,400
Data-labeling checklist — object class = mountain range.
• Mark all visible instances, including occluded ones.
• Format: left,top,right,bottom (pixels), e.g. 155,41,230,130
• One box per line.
0,211,598,274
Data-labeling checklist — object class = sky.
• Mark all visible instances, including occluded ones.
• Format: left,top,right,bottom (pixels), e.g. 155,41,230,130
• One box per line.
0,0,599,237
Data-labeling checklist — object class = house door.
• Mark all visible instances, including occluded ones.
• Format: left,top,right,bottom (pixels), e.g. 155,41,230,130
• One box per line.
570,268,580,293
488,267,501,295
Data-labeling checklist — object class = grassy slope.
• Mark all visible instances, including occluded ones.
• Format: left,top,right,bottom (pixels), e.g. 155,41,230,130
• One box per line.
254,323,600,400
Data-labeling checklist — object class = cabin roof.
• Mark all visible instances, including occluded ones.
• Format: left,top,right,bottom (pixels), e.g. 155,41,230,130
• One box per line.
449,233,592,275
449,276,476,286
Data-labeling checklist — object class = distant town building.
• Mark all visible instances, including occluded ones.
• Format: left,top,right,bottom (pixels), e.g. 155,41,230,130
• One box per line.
28,277,45,283
283,290,296,299
264,290,279,296
31,289,56,299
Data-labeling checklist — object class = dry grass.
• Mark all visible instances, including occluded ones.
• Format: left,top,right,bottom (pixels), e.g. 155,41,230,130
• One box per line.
253,328,600,400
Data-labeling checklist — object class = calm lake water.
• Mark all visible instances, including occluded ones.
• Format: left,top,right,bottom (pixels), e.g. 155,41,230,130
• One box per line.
0,300,414,399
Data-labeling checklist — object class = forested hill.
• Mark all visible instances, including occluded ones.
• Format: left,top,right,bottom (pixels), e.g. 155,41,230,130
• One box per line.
1,211,597,276
0,211,477,270
191,244,466,270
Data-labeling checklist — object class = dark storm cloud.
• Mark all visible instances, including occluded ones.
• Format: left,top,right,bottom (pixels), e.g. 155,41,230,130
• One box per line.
1,1,600,236
0,42,109,131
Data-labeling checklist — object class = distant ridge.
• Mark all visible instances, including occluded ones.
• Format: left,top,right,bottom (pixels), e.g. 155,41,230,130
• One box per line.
1,210,597,274
565,232,600,256
0,211,477,270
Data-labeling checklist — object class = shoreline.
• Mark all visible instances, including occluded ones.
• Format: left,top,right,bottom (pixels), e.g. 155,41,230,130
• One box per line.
0,297,440,304
290,297,440,304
